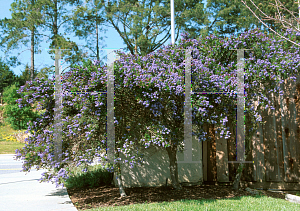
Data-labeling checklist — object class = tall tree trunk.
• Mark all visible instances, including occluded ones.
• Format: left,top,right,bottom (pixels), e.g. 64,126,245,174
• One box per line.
30,0,35,82
113,151,127,197
232,162,245,190
96,19,99,61
135,37,137,55
52,0,59,49
30,26,35,82
232,152,248,190
114,161,127,197
166,145,182,190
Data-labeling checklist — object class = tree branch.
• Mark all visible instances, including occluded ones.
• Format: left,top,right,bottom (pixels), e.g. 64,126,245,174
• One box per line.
241,0,300,48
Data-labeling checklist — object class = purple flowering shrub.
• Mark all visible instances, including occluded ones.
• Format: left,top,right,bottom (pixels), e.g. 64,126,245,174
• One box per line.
14,27,300,189
13,60,165,187
112,27,300,151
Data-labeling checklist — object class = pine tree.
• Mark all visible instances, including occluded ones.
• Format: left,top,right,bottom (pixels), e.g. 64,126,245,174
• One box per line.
66,0,108,64
0,0,48,81
70,0,211,57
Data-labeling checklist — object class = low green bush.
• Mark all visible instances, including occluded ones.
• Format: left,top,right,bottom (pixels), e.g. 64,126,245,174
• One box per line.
63,163,114,190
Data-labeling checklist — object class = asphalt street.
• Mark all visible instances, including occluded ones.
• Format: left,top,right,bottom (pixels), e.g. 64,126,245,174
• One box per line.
0,154,78,211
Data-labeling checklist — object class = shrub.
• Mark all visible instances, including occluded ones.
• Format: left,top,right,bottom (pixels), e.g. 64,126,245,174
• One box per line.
2,83,40,130
63,163,114,189
14,27,300,190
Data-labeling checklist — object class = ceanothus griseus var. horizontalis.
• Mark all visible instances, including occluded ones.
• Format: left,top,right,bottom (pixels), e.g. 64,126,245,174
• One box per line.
14,28,300,190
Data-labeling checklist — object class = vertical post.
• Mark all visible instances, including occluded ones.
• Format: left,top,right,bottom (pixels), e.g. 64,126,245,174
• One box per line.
54,49,62,164
236,49,245,162
228,48,253,164
177,48,201,164
183,48,193,163
170,0,175,46
107,50,116,165
47,48,71,165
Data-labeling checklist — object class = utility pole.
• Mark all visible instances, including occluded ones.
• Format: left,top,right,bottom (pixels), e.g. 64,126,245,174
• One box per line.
171,0,175,46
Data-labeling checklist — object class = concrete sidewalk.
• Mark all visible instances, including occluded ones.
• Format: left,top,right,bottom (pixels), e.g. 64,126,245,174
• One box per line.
0,154,78,211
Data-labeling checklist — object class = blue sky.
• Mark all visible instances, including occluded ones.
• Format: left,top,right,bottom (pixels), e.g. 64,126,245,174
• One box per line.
1,0,210,77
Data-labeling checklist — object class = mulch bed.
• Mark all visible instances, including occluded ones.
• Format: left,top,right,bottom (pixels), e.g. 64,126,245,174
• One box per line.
66,184,286,210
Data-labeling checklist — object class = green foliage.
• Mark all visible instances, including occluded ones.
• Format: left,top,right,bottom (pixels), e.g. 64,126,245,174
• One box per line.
16,64,36,87
0,0,92,81
2,83,40,130
63,164,114,190
71,0,210,57
35,66,54,81
66,0,108,63
0,0,47,82
0,57,18,94
204,0,286,37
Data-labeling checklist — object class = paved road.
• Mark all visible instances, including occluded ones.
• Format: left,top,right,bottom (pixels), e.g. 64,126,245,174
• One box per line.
0,153,27,174
0,154,78,211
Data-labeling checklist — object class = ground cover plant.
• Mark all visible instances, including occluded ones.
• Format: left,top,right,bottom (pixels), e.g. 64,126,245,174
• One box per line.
13,27,300,197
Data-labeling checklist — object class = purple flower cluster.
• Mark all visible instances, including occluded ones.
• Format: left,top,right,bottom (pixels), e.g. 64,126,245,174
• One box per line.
13,27,300,188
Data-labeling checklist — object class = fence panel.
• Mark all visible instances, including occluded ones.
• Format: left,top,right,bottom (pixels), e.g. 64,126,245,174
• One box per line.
216,125,229,182
274,79,285,182
227,117,238,181
203,77,300,185
296,77,300,182
280,78,298,182
263,81,281,181
203,123,208,181
286,77,299,182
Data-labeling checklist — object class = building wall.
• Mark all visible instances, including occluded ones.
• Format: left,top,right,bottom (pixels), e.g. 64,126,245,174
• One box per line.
112,134,203,188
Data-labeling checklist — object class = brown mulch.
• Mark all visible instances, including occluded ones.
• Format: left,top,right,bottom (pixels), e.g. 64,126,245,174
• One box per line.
66,184,287,210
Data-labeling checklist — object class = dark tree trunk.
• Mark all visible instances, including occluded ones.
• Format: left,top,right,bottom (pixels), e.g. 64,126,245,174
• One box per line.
30,0,35,82
96,19,99,61
232,162,245,190
166,145,182,190
232,151,249,190
30,26,35,82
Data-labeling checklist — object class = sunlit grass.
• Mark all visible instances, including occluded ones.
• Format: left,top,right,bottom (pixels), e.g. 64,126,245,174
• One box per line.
0,124,27,154
78,195,300,211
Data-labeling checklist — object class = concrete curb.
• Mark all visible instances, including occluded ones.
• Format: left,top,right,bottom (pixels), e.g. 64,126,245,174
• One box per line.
285,194,300,204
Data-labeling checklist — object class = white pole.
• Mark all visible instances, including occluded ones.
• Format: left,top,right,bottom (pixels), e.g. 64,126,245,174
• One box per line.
171,0,175,46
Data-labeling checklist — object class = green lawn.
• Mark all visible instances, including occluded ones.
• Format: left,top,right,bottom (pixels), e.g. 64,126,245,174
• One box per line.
0,124,26,154
78,196,300,211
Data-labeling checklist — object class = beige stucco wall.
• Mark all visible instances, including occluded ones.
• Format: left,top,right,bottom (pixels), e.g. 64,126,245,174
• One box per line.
112,134,203,188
